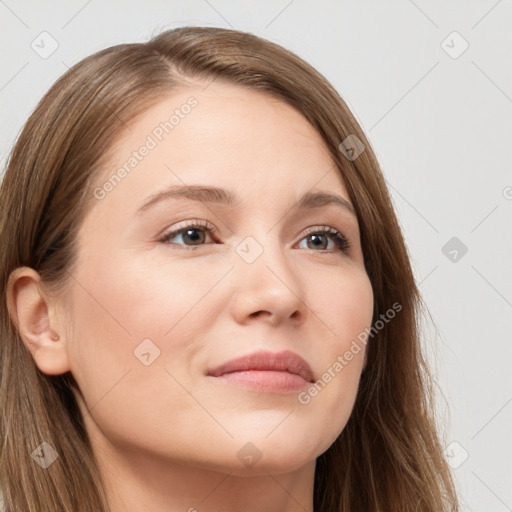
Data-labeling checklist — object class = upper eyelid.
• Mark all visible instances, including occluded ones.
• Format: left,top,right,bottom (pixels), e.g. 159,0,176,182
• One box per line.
161,218,214,232
161,220,345,235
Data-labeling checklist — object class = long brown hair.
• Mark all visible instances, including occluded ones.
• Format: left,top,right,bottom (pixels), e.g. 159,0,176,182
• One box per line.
0,26,459,511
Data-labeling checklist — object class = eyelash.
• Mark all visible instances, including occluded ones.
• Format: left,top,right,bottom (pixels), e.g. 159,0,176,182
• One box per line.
158,220,351,254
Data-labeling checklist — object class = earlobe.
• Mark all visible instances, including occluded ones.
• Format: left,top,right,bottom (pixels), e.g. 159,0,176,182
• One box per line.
6,266,71,375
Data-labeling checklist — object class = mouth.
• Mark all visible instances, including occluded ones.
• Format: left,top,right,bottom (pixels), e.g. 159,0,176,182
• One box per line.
206,349,315,393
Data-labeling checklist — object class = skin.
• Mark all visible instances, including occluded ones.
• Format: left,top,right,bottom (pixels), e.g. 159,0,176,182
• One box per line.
7,80,374,512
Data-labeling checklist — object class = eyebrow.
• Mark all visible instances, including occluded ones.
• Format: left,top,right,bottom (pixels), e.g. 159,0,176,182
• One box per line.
136,184,356,218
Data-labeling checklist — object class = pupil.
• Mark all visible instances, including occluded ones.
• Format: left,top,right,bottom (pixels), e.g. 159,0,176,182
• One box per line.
185,229,204,244
310,234,326,249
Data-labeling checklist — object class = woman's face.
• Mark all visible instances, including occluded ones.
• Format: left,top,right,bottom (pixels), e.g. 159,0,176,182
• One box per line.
60,80,374,475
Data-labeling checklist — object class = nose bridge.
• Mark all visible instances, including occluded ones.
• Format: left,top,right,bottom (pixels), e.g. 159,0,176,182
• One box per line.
230,227,307,324
235,227,294,285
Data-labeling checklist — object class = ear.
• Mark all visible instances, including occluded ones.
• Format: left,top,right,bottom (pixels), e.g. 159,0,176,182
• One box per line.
6,266,71,375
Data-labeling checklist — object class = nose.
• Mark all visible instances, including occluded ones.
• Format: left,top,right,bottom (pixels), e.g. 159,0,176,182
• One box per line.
229,236,308,327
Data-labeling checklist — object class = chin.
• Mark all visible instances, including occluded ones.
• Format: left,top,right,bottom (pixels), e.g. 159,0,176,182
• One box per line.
181,435,320,477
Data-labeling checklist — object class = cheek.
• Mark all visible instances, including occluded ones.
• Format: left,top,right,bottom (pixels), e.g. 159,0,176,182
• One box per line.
295,267,373,445
65,253,225,399
71,249,224,337
64,255,218,449
307,264,374,345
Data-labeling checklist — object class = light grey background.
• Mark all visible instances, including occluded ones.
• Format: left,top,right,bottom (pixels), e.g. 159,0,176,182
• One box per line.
1,1,511,511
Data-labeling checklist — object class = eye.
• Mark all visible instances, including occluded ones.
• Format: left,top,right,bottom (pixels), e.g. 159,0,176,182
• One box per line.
297,226,350,253
159,219,217,248
159,221,350,254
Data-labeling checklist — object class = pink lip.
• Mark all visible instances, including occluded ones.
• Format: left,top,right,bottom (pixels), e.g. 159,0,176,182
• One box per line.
207,350,315,393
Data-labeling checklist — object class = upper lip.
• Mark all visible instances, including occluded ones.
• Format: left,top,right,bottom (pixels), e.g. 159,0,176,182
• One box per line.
207,349,315,383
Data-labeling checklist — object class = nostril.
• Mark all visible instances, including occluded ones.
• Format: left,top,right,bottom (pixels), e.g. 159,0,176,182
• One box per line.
250,310,269,318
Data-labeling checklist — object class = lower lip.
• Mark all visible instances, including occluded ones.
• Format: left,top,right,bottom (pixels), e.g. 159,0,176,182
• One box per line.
211,370,311,393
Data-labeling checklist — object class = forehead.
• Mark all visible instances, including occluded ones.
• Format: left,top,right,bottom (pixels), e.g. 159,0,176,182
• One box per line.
91,80,350,214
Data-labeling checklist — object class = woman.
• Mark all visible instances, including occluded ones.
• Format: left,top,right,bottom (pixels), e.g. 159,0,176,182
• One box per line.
0,26,459,511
